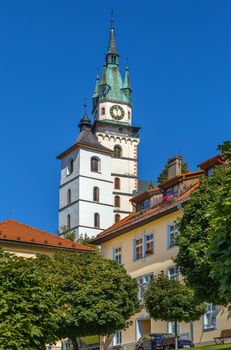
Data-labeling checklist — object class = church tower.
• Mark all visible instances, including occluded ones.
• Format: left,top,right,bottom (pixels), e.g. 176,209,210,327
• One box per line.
57,16,140,238
92,16,140,221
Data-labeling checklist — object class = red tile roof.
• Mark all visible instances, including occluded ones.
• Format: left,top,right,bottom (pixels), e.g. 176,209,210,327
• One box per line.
197,154,225,170
92,182,199,244
158,170,204,189
0,220,94,252
130,187,161,203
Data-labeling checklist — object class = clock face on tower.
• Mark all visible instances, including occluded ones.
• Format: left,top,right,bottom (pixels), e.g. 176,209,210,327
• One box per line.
110,105,125,120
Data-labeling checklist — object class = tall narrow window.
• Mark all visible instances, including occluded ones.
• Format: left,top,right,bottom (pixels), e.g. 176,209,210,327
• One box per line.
93,187,99,202
203,304,217,330
114,177,120,190
145,234,154,256
113,246,122,265
113,145,122,158
128,111,131,120
114,196,120,208
101,107,105,115
113,331,122,346
67,158,74,176
67,214,71,229
91,157,100,172
94,213,100,228
115,214,120,223
67,189,71,205
137,274,153,302
167,224,178,249
134,238,143,260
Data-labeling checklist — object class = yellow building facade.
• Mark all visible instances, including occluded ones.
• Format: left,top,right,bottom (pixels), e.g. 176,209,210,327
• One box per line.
92,155,230,348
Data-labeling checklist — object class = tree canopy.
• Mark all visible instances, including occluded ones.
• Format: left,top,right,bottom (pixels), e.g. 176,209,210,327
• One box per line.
207,141,231,303
35,252,140,349
0,251,59,350
144,272,205,349
175,141,231,304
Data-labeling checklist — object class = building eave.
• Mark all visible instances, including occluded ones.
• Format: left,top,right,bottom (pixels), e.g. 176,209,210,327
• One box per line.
91,198,189,245
0,239,95,253
57,142,113,159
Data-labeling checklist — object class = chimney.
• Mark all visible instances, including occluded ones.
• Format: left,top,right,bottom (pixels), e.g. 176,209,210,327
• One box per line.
167,155,182,179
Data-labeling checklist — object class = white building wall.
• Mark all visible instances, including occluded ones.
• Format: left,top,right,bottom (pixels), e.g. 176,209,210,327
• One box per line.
58,146,114,238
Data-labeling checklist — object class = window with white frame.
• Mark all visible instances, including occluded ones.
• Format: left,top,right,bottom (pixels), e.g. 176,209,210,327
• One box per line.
167,224,178,249
145,234,154,256
203,304,217,330
137,273,153,302
113,331,122,346
167,266,178,280
113,246,122,265
134,238,143,260
167,321,181,335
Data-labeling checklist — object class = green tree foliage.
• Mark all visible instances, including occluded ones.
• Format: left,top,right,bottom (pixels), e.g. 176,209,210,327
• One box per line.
35,252,140,350
175,141,231,304
207,141,231,302
0,251,59,350
158,159,188,184
144,273,205,349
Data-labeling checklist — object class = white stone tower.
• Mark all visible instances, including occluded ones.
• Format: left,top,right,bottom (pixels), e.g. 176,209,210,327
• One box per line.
57,103,113,238
57,17,140,237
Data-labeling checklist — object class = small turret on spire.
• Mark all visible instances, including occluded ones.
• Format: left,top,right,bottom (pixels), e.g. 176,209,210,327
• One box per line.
123,61,132,90
78,98,92,131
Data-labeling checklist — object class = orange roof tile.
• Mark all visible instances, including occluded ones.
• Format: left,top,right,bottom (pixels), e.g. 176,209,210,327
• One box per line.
92,182,199,244
0,220,94,252
197,154,225,170
130,187,161,203
158,170,204,189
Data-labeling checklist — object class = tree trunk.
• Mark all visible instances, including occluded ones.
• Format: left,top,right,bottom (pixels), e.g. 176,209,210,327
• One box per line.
174,320,178,349
71,338,79,350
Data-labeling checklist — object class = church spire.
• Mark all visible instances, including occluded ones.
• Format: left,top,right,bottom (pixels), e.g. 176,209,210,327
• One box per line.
106,11,119,66
78,99,92,131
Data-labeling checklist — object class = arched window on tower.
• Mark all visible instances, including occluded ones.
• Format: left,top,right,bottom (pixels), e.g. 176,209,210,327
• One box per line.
115,214,121,223
67,158,74,176
128,111,131,120
114,145,122,158
67,189,71,205
114,196,120,208
101,107,105,116
91,156,100,172
67,214,71,230
94,213,100,228
93,187,99,202
114,177,120,190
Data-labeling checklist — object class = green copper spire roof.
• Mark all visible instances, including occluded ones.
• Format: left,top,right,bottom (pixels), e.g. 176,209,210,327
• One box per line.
92,14,133,113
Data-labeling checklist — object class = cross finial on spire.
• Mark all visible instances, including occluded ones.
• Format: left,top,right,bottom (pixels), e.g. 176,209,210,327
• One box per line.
111,9,114,29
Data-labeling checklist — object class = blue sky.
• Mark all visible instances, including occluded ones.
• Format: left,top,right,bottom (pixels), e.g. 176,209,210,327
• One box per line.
0,0,230,233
